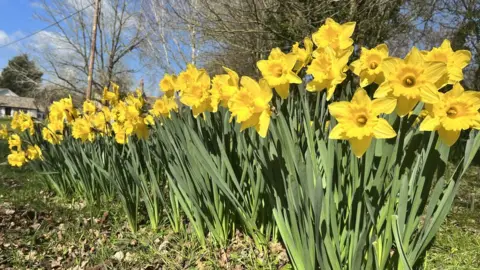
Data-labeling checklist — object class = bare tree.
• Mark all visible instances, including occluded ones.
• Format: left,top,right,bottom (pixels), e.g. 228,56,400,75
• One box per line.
140,0,429,78
138,0,203,86
32,0,145,98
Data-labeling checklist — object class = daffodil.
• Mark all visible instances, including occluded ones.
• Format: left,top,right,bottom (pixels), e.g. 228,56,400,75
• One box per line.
48,97,78,123
112,101,128,123
420,83,480,146
176,64,203,93
26,145,43,161
160,74,177,98
228,77,272,137
8,151,27,167
290,37,314,71
91,111,109,135
11,111,34,135
72,117,95,142
329,88,397,157
135,120,149,139
374,47,447,116
150,95,178,118
112,122,131,144
0,124,8,139
422,40,471,84
312,18,356,56
306,47,352,100
102,86,119,105
144,115,155,126
178,66,212,117
350,44,389,87
125,93,144,110
8,134,22,151
210,67,239,111
257,48,302,99
42,121,64,145
83,100,96,116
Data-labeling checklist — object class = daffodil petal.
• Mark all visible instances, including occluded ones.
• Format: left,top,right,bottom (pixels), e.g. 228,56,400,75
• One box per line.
255,110,271,138
374,82,392,98
350,60,361,76
329,124,347,139
405,47,424,65
419,115,440,131
328,102,350,119
274,83,290,99
396,96,419,116
373,118,396,139
420,83,440,104
423,62,447,84
372,97,397,115
438,127,460,146
349,136,373,158
351,88,371,105
452,50,471,69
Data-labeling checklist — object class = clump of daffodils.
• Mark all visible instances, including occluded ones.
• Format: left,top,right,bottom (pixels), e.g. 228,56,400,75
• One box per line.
2,17,480,168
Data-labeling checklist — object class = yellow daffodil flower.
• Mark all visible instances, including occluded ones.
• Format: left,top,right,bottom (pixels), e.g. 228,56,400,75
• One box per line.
144,115,155,126
8,150,27,167
312,18,356,56
210,67,239,111
422,40,471,85
0,124,8,139
42,121,64,145
176,64,203,94
257,48,302,99
228,77,272,137
83,100,96,116
329,88,397,157
91,111,109,135
102,86,119,105
306,47,352,100
350,44,389,87
8,134,22,151
420,83,480,146
72,117,95,142
48,97,78,123
112,122,131,144
150,95,178,118
178,66,212,117
290,37,314,71
374,47,447,116
125,93,144,110
135,121,149,139
26,145,43,161
11,111,34,135
160,74,177,98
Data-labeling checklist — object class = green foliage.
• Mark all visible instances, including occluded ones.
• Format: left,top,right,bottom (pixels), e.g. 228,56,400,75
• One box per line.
23,84,480,269
0,54,43,97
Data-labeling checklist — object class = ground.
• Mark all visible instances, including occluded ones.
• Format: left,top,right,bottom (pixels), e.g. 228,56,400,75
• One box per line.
0,138,479,269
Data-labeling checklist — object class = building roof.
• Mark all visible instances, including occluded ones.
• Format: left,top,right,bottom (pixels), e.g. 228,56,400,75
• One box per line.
0,96,43,111
0,88,19,97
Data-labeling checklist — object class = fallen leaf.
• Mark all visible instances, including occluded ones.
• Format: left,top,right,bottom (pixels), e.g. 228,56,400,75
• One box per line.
112,251,124,261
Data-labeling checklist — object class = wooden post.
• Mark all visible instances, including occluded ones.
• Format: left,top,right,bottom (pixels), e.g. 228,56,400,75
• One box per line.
86,0,101,100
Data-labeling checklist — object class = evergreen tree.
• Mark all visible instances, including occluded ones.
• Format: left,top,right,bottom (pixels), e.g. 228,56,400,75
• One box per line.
0,54,43,97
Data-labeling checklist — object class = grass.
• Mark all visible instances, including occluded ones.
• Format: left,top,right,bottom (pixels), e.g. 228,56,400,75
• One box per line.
423,166,480,269
0,138,479,269
0,141,289,269
0,118,10,126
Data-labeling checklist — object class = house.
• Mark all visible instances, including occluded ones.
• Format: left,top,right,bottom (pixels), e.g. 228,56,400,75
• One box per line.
0,88,45,119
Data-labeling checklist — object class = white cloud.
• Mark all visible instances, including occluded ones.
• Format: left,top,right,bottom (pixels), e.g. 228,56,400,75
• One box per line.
30,1,44,9
0,30,10,45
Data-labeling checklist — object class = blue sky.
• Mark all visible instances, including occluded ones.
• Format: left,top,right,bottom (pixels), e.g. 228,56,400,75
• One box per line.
0,0,154,94
0,0,47,68
0,0,193,96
